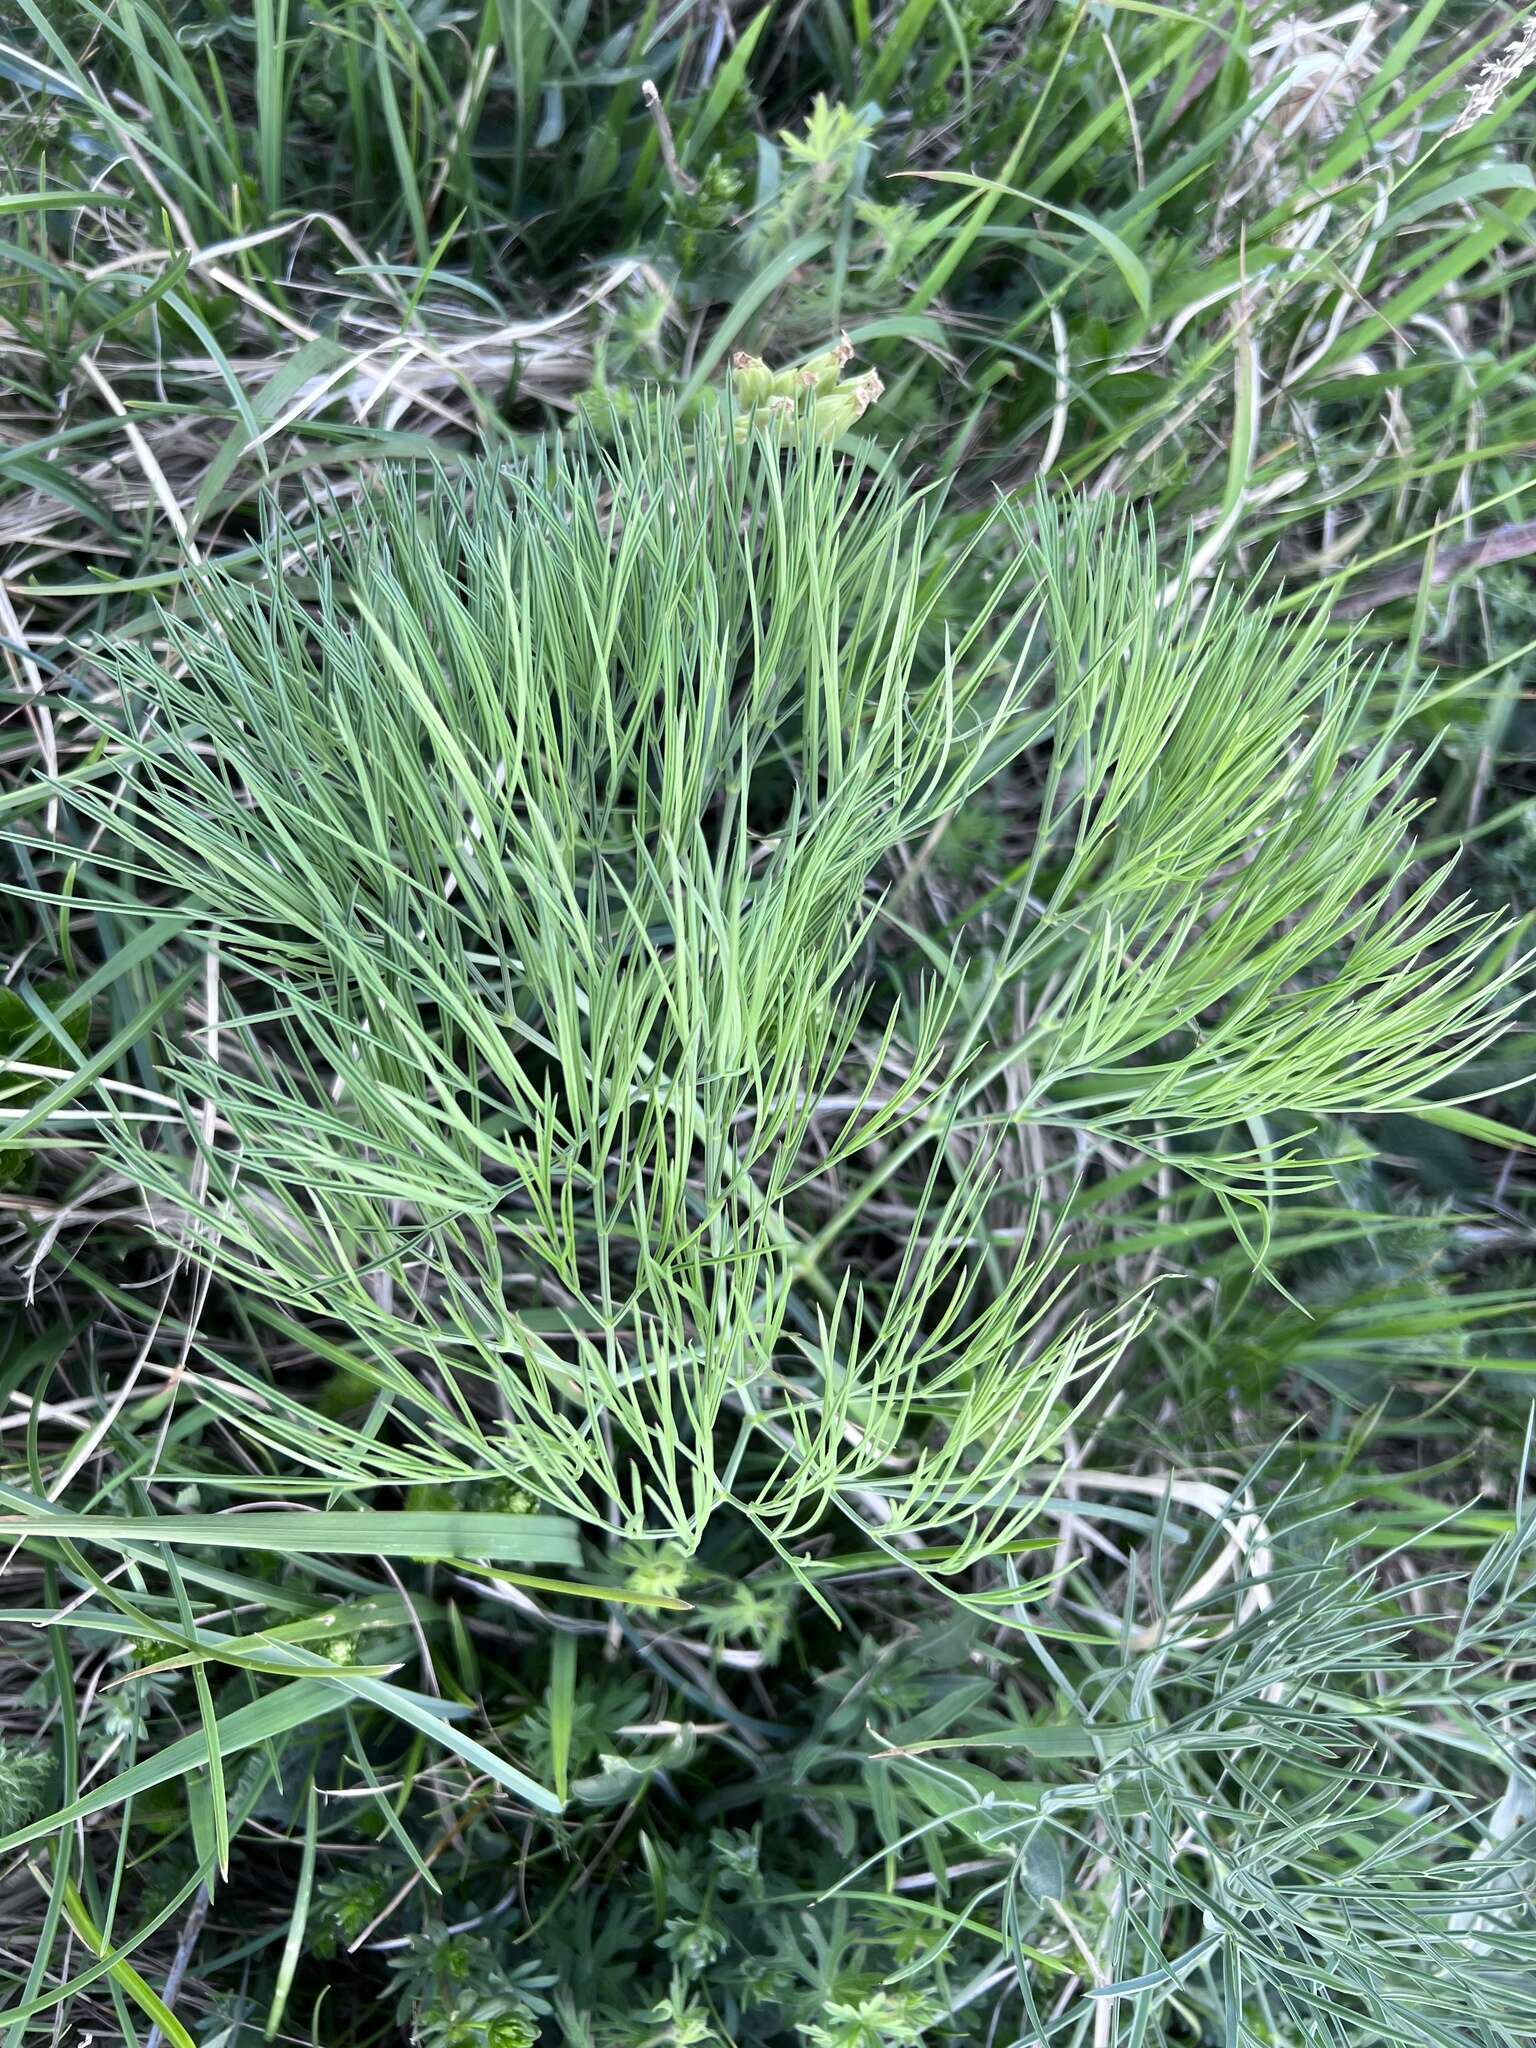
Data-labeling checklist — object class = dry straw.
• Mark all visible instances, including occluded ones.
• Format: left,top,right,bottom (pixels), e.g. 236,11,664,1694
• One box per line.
1454,14,1536,133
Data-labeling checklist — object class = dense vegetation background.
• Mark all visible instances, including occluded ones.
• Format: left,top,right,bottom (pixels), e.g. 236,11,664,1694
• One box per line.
2,3,1535,2044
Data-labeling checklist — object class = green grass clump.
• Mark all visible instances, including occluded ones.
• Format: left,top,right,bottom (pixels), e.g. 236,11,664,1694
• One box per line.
34,410,1511,1546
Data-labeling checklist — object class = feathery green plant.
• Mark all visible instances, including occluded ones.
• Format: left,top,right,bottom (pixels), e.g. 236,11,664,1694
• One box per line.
32,403,1512,1574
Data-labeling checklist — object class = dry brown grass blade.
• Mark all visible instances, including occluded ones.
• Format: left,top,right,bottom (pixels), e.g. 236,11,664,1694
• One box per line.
1334,517,1536,616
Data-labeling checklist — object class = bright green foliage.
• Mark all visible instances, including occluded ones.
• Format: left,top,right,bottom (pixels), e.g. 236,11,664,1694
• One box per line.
47,409,1507,1570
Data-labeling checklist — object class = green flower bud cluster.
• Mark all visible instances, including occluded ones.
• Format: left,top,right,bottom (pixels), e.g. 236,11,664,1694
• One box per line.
730,336,883,444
